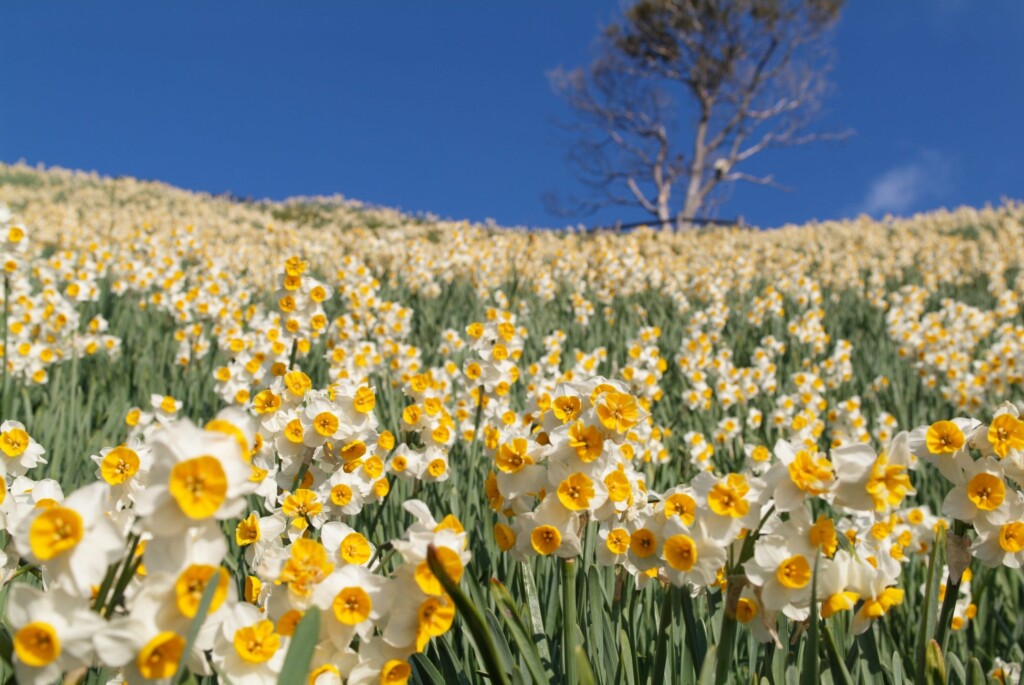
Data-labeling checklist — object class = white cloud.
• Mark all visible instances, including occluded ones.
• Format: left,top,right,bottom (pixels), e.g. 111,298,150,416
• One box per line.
858,152,951,217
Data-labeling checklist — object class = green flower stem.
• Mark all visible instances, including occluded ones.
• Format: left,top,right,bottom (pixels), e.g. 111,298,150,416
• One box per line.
650,584,675,684
562,557,579,684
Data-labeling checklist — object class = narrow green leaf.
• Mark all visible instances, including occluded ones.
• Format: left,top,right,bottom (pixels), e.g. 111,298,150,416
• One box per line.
800,554,821,685
945,652,965,685
435,636,467,685
857,625,885,684
520,561,554,672
562,558,579,685
587,565,607,677
822,624,854,685
651,585,675,685
486,609,515,673
278,606,321,685
770,630,786,685
697,645,717,685
680,591,705,676
0,627,12,669
575,646,598,685
965,657,986,685
490,580,549,685
618,628,637,685
427,545,512,685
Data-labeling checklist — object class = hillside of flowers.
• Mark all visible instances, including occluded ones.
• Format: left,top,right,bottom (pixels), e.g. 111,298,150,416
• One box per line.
0,160,1022,684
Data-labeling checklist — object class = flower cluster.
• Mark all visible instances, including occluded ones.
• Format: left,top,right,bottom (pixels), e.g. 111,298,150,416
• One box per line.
0,207,121,384
0,395,468,685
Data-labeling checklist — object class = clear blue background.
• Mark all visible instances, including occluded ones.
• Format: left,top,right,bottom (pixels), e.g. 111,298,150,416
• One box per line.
3,2,1022,228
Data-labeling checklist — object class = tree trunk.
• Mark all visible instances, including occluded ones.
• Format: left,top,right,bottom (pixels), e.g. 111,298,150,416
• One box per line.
681,111,709,227
656,180,672,231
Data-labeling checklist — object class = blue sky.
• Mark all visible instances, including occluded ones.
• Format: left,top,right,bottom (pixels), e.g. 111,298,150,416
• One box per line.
2,2,1022,229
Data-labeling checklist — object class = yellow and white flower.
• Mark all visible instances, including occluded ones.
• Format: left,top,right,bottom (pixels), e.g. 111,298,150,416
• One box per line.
210,603,288,685
135,418,256,536
14,481,123,596
942,457,1009,524
0,420,46,477
743,533,817,621
5,584,105,685
972,490,1024,568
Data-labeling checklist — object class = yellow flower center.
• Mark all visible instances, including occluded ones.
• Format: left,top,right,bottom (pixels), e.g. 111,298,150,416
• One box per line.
662,493,696,524
858,587,904,619
605,528,630,555
168,456,228,519
29,506,84,560
496,439,531,474
926,420,965,454
416,596,455,648
252,390,282,414
282,489,323,521
284,371,312,397
630,528,658,558
284,419,305,444
531,525,562,555
596,392,640,432
313,412,339,437
552,396,582,423
557,472,595,511
137,632,185,680
233,620,280,663
236,513,261,546
707,474,750,518
865,455,913,511
279,539,334,597
174,565,229,618
776,555,811,589
735,598,758,623
354,386,377,414
967,472,1005,512
663,534,698,571
568,422,604,462
100,446,140,485
14,622,61,667
788,450,833,495
494,523,516,551
808,515,838,556
340,532,372,565
333,587,373,625
331,484,354,507
989,414,1024,458
276,610,303,637
0,428,30,457
999,521,1024,553
381,659,412,684
604,470,632,503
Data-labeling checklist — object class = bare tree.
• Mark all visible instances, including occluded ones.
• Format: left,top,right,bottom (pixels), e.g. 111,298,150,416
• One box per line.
548,0,848,229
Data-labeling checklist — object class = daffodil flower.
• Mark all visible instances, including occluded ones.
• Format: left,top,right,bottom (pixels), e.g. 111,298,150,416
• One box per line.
14,481,123,596
135,419,256,537
5,584,104,685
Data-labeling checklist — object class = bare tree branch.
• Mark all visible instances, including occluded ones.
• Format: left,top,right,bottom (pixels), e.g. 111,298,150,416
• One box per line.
549,0,848,228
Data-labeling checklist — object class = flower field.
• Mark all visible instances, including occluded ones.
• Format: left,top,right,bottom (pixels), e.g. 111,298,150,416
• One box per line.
0,161,1022,684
